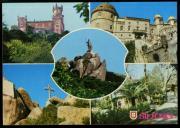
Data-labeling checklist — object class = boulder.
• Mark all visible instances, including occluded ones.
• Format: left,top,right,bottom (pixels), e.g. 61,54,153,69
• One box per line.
15,119,29,125
69,40,107,81
17,88,34,111
59,121,76,125
27,107,42,120
63,96,76,105
3,77,15,98
3,94,30,125
57,106,90,124
49,97,64,105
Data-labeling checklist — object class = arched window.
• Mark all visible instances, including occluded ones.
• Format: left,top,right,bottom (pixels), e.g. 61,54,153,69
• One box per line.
153,53,160,62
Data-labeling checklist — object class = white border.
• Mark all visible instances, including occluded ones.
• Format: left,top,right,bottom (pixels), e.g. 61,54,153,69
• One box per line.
50,27,129,101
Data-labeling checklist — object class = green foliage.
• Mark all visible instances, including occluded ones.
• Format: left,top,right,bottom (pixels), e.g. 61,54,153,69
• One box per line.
2,25,70,63
9,29,31,42
52,61,125,98
74,2,89,23
5,40,53,63
125,41,135,63
92,109,131,124
94,96,112,109
27,104,65,125
47,30,69,46
92,102,150,124
73,99,90,108
82,117,90,125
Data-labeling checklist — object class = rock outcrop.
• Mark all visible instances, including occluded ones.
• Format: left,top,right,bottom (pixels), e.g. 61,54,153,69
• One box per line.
15,119,29,125
61,39,106,81
3,77,40,125
3,78,30,125
27,107,42,120
49,96,65,105
17,88,35,111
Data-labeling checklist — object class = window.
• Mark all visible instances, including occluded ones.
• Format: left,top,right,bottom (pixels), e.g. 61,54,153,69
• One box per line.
128,26,131,31
129,34,131,37
137,26,139,30
153,53,160,62
111,14,113,18
110,25,112,29
121,34,123,37
120,26,123,31
145,27,147,31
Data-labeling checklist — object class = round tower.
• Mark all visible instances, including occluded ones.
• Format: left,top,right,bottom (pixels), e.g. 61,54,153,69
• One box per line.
91,3,118,32
154,14,163,25
168,16,176,25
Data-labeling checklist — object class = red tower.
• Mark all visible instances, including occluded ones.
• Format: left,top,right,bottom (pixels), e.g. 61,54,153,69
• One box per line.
17,16,27,32
52,4,64,34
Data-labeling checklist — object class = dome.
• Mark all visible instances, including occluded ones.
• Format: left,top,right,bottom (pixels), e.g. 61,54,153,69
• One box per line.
168,16,175,21
154,14,162,18
92,3,118,16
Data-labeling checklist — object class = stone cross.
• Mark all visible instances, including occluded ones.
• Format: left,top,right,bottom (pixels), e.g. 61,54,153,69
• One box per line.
44,84,54,99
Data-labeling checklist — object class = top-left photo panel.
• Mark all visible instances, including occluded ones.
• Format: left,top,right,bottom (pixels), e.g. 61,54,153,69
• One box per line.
2,2,89,63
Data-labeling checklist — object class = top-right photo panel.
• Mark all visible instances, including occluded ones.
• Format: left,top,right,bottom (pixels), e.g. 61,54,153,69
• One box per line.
90,2,177,63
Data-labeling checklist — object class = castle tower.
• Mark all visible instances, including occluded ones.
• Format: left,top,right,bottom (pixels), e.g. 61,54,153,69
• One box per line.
52,4,64,34
91,3,118,32
154,14,164,25
17,16,27,32
167,16,176,25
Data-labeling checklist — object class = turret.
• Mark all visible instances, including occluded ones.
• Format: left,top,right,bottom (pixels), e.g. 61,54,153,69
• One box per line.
17,16,27,32
52,4,64,34
167,16,176,25
91,3,118,32
154,14,163,25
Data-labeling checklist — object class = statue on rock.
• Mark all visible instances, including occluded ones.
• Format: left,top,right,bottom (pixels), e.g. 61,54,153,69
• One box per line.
70,39,107,81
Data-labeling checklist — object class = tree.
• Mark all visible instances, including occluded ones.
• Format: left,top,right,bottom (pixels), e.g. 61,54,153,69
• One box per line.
11,25,19,30
74,2,89,23
6,40,53,63
125,41,135,63
2,23,11,42
47,30,69,46
9,29,31,42
118,80,144,107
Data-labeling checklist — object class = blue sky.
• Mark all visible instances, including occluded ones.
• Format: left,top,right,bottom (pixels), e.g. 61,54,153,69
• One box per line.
3,64,67,108
90,2,177,24
2,3,88,30
52,28,128,75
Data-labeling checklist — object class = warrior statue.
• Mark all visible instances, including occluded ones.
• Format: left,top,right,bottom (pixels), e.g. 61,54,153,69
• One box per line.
87,39,92,52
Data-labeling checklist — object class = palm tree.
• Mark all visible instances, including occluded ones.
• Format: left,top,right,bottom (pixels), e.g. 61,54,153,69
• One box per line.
118,79,147,107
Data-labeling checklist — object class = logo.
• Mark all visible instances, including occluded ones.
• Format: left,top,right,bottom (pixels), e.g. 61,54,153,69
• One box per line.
129,111,138,120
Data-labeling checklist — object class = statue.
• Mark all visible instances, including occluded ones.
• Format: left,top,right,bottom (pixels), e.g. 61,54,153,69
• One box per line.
87,39,92,52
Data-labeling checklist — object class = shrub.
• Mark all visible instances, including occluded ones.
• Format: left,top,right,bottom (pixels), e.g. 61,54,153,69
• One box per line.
73,99,90,108
52,61,126,98
26,104,65,125
82,117,90,125
125,41,135,63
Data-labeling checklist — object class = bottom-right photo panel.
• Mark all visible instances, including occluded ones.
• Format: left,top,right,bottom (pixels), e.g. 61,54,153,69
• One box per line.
91,64,178,124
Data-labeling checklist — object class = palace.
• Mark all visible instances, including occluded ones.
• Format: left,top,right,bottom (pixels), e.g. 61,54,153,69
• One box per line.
18,4,64,34
91,3,177,63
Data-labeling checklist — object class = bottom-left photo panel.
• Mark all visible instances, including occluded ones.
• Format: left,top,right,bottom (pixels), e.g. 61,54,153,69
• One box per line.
3,64,91,125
